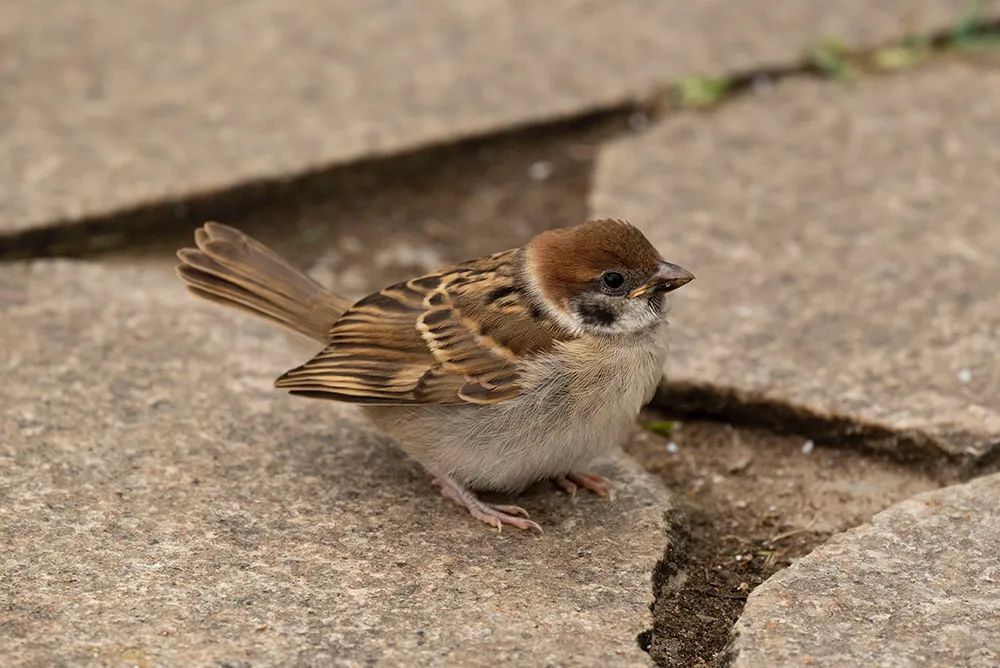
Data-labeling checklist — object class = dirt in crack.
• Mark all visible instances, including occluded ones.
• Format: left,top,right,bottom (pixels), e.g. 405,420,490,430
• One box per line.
626,415,946,667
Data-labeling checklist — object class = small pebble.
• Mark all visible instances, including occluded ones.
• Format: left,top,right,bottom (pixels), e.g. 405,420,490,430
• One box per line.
957,368,972,383
801,439,815,455
527,160,554,181
666,441,680,454
728,454,753,474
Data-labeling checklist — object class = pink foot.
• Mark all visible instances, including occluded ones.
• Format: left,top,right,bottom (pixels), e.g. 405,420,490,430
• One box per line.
555,472,613,499
434,477,543,533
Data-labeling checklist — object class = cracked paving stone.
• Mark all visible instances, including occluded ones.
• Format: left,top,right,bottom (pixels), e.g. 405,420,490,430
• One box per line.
591,59,1000,465
726,472,1000,667
0,259,671,666
4,0,994,235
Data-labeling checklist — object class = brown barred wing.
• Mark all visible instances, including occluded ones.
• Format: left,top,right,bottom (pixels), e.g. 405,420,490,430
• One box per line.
273,251,571,405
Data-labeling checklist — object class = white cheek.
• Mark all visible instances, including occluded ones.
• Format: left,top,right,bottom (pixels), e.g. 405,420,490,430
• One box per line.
549,300,587,335
616,301,661,332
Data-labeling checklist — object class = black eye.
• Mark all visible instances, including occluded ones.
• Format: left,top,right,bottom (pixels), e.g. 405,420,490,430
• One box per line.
602,271,625,289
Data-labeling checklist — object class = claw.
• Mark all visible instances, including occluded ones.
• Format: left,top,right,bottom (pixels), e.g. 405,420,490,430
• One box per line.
489,503,532,519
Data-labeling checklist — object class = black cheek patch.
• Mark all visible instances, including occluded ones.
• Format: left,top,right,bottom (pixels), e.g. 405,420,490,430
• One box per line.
575,299,617,327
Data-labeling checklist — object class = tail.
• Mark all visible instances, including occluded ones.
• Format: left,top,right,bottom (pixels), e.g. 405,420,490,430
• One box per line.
175,223,352,343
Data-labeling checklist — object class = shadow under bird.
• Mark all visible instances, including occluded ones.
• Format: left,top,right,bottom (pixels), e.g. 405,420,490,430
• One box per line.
176,219,693,531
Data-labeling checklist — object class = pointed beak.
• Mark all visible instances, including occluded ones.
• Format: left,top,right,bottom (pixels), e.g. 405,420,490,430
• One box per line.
629,261,695,298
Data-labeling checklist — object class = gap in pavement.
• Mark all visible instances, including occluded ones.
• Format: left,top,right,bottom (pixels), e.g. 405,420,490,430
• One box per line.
652,383,1000,478
627,416,950,667
640,14,1000,115
3,14,997,262
0,108,630,264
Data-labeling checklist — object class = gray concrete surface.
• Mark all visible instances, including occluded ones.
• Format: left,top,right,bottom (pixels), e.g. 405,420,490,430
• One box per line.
727,472,1000,667
0,260,671,666
591,60,1000,463
4,1,992,234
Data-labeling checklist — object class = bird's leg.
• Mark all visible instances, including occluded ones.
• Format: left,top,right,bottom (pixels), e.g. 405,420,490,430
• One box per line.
555,471,613,499
433,476,543,533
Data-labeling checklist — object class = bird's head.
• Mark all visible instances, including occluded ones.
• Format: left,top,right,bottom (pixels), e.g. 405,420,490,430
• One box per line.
523,219,694,335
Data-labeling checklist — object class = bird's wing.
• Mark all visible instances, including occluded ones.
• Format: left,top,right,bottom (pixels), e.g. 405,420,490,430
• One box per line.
274,250,571,405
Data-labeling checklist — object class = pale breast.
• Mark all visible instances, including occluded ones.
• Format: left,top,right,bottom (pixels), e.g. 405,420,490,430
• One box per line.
365,323,669,491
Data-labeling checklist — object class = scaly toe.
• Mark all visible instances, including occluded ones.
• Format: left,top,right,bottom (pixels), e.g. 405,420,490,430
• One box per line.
555,476,578,496
566,472,613,499
468,504,542,533
434,477,543,533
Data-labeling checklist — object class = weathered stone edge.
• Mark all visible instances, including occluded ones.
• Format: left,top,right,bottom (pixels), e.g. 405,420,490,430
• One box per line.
716,472,1000,666
651,380,1000,476
7,19,1000,254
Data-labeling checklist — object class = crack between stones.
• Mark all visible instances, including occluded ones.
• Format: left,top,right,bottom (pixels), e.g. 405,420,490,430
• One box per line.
638,376,995,665
638,504,691,656
637,14,1000,118
651,381,995,477
3,18,998,262
0,106,629,260
633,415,954,667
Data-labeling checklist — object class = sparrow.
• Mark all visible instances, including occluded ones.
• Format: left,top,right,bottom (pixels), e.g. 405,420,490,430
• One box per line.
176,219,693,532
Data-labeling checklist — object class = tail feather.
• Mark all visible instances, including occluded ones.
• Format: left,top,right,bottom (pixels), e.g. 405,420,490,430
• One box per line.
176,223,351,343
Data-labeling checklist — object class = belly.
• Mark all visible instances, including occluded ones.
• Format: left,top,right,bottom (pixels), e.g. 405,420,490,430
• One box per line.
364,327,668,491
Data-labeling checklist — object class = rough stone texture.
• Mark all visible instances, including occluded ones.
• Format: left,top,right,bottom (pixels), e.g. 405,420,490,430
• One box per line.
4,1,993,235
0,260,670,666
591,60,1000,463
726,472,1000,667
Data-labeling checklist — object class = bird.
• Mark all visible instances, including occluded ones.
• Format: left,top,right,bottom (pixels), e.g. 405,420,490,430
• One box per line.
175,219,693,532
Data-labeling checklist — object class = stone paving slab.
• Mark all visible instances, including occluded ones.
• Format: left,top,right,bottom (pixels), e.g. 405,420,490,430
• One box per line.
726,472,1000,667
591,60,1000,463
0,260,670,666
4,1,992,236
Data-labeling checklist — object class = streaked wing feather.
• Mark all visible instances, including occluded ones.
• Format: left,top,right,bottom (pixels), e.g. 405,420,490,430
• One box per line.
274,250,570,405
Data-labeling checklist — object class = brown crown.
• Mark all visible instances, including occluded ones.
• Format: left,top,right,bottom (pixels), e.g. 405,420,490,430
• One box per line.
526,219,662,303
